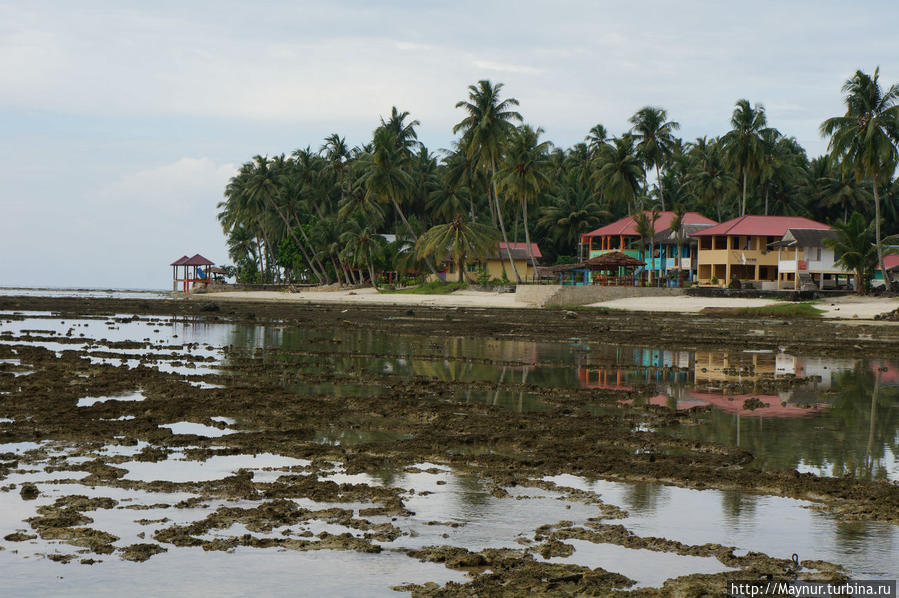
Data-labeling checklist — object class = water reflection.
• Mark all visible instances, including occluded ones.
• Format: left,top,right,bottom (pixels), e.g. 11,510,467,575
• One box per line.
665,362,899,480
219,319,899,481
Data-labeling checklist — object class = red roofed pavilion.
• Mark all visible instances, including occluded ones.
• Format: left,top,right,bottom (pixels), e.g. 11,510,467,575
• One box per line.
171,253,215,292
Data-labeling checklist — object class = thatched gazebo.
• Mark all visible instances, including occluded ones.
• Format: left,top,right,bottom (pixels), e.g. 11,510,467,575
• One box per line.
584,251,644,285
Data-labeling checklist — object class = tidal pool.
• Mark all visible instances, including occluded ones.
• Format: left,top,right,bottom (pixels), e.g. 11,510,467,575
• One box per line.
1,309,897,594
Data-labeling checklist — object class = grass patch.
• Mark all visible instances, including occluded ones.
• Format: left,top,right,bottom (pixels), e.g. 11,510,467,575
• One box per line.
725,302,824,318
380,281,468,295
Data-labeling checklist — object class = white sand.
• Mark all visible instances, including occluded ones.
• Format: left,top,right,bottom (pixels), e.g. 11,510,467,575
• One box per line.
587,294,899,320
197,288,899,320
200,288,531,309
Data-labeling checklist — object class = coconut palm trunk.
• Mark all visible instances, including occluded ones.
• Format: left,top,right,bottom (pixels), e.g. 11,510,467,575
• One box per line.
286,212,329,283
741,168,748,217
491,158,521,283
367,247,378,290
268,203,323,283
656,164,665,211
873,178,893,292
522,196,535,282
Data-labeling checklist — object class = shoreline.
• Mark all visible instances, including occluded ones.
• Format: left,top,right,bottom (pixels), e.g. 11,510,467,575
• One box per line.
188,287,899,320
2,294,898,359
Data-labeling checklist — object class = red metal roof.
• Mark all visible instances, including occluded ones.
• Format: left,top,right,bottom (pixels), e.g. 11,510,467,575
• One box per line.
498,242,542,258
170,255,190,266
582,211,717,239
182,254,215,266
691,215,829,237
882,255,899,271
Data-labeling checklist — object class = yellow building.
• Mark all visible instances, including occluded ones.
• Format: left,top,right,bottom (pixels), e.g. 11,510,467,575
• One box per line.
440,242,541,282
692,215,831,288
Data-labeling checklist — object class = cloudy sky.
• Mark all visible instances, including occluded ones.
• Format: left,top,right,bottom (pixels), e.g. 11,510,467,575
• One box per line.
0,0,894,289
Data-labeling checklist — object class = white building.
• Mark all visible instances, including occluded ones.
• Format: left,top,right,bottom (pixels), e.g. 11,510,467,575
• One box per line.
771,228,850,290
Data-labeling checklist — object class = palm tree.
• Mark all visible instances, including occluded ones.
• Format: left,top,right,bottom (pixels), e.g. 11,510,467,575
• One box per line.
825,212,877,294
668,205,687,286
821,67,899,292
380,106,421,156
687,137,736,221
497,125,552,281
585,124,611,157
363,127,416,240
723,99,769,217
807,155,871,223
340,216,383,289
633,209,660,285
453,80,523,282
593,135,644,216
538,172,609,260
416,215,500,283
629,107,680,211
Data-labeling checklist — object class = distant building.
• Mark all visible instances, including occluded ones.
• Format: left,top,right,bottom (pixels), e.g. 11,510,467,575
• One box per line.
439,242,541,282
580,211,718,283
770,228,847,290
691,215,830,288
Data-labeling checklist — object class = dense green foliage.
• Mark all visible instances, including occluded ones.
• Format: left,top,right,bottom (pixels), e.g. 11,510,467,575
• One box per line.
218,72,899,286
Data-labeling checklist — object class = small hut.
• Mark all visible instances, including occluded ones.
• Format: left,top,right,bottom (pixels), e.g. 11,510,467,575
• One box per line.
537,252,644,286
584,251,645,285
171,254,215,292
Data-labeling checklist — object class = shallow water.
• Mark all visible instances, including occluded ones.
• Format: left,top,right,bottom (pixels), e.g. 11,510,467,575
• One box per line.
0,287,169,300
546,474,899,580
1,309,898,593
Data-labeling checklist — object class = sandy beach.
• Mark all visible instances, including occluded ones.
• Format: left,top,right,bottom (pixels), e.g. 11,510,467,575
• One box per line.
198,288,899,320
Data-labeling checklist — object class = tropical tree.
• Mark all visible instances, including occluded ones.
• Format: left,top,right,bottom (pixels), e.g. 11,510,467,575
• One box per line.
340,215,384,289
416,215,500,283
629,106,680,211
825,212,877,294
668,205,687,286
453,80,523,281
633,209,660,285
593,135,644,216
538,172,609,261
821,67,899,292
585,124,611,157
497,125,552,280
687,137,736,221
363,127,416,239
723,99,769,217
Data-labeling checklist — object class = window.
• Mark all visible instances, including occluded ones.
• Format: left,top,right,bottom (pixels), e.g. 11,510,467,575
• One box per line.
467,264,478,273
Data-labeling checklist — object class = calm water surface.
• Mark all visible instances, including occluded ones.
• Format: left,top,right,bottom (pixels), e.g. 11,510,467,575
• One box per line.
0,310,897,592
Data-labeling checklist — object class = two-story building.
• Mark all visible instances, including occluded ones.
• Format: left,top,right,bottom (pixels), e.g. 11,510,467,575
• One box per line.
769,228,847,290
581,211,718,283
691,215,831,288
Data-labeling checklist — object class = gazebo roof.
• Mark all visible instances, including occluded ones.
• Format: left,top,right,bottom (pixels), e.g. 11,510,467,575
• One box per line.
585,251,644,268
170,255,190,266
183,254,215,266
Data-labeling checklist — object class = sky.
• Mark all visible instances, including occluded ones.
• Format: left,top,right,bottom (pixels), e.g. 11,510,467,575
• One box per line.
0,0,895,289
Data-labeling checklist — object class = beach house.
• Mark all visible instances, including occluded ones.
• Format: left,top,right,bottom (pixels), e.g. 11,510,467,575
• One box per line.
441,241,541,282
691,216,831,288
580,211,718,283
769,228,848,290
